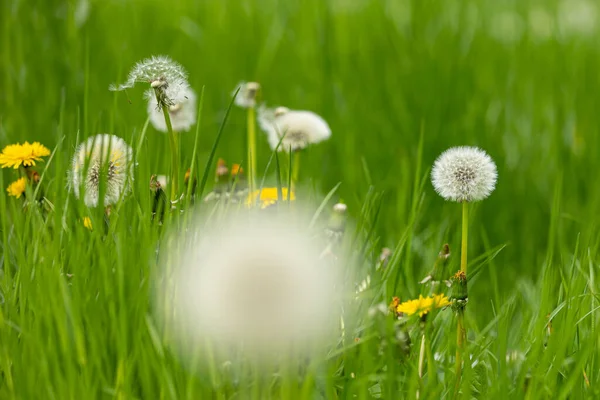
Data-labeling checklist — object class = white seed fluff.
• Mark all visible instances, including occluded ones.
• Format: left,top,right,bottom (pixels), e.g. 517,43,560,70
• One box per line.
109,55,190,108
431,146,497,202
70,134,133,207
233,81,261,108
154,210,343,364
109,55,188,91
146,86,197,132
258,105,332,152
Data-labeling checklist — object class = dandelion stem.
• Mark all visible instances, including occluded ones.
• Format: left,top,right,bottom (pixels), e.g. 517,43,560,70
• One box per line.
454,201,469,397
461,201,468,274
292,150,301,189
247,106,257,194
156,92,180,203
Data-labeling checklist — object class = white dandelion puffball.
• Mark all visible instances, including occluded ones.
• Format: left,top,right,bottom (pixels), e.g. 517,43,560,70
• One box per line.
431,146,497,202
146,86,197,132
233,81,260,108
258,105,332,152
70,134,133,207
154,210,344,365
109,55,190,106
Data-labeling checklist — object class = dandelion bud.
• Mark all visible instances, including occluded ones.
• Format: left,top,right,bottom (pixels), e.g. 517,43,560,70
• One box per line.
450,270,468,310
431,146,497,202
326,203,347,241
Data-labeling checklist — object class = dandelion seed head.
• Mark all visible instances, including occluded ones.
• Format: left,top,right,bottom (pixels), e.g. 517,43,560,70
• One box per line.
154,210,345,366
258,106,332,152
146,85,197,132
431,146,497,202
110,55,188,92
70,134,133,208
233,81,261,108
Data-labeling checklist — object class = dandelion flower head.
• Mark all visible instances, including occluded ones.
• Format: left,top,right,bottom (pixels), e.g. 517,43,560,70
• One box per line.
70,134,133,208
6,177,27,198
245,187,296,209
396,294,451,317
258,105,332,152
233,81,261,108
431,146,497,202
146,85,197,132
154,210,344,364
109,55,190,108
0,142,50,169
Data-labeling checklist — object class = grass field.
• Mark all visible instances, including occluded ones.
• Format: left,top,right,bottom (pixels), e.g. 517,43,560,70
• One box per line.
2,0,600,398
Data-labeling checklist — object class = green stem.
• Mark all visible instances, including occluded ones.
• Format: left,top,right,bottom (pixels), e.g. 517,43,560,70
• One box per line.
292,150,301,189
461,201,469,274
247,106,257,194
160,103,179,203
454,201,469,398
454,310,466,398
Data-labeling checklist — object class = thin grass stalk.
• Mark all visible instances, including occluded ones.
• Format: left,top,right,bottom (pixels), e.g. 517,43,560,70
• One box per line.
417,331,426,399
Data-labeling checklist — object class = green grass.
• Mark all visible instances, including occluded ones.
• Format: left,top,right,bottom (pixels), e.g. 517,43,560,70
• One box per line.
2,0,600,398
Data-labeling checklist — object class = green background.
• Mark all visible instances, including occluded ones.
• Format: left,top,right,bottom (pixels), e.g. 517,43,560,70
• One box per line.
2,0,599,398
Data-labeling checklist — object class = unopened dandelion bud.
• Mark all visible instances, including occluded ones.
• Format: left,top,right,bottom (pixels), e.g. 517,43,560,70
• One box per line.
389,296,402,318
450,270,468,310
326,203,347,241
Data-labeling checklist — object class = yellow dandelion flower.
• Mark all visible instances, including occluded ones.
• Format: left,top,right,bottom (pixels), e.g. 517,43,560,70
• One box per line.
396,294,451,317
6,177,27,199
83,217,93,230
0,142,51,169
245,187,296,209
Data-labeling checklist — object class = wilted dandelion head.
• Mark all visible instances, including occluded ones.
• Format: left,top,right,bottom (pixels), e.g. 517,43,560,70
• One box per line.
70,134,133,208
109,55,190,109
431,146,497,202
233,81,261,108
154,210,344,365
258,106,331,152
146,86,197,132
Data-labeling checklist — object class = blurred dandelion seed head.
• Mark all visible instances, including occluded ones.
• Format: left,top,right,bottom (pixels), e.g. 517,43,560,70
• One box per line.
431,146,497,202
146,86,197,132
70,134,133,208
258,106,331,152
154,209,345,365
233,81,261,108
